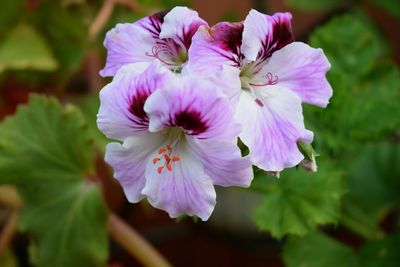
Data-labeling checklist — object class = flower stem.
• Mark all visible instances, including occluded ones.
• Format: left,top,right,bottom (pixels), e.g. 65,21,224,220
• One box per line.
0,211,19,254
0,186,22,209
108,212,172,267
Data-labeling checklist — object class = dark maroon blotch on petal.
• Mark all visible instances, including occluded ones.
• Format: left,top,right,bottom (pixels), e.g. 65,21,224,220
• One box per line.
129,91,149,127
259,14,294,60
211,22,244,60
174,110,208,135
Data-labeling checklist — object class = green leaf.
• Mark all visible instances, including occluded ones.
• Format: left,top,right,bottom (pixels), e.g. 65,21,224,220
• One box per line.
310,13,387,82
358,235,400,267
0,24,58,73
0,0,24,36
78,94,108,151
340,142,400,238
252,160,345,238
285,0,340,11
283,233,400,267
0,95,108,267
283,232,358,267
368,0,400,17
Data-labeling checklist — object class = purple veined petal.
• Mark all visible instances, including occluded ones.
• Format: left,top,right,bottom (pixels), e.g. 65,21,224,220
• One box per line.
160,6,208,51
235,85,313,172
142,141,216,221
241,9,294,62
256,42,332,107
97,61,174,141
100,22,156,77
144,75,241,141
105,133,166,203
186,22,244,76
186,137,253,187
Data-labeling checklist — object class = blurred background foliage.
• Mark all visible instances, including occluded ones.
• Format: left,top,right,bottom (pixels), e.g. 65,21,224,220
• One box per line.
0,0,399,266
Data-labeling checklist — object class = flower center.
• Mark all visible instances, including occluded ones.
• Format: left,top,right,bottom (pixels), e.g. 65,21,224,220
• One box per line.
146,43,188,73
152,128,184,174
239,63,278,108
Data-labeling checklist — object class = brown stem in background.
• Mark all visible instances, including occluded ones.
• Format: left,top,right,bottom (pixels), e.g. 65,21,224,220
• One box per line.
108,212,172,267
89,0,153,40
0,211,19,255
0,186,23,209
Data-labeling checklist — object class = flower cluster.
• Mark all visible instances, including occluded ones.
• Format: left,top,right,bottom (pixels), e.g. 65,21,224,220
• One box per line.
97,7,332,220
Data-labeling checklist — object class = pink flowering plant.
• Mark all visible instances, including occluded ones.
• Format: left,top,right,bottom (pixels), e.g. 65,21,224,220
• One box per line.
2,2,399,266
97,7,332,220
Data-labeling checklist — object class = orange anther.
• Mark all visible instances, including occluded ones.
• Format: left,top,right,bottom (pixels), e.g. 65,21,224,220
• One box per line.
153,157,160,164
172,156,180,162
164,154,171,161
167,145,171,150
157,166,163,174
166,163,172,171
158,148,167,154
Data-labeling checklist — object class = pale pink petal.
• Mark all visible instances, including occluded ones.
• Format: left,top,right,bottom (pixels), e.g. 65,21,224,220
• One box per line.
257,42,332,107
97,61,173,141
105,133,165,203
160,7,207,51
144,75,240,141
187,138,253,187
186,22,244,75
236,86,313,171
142,141,216,220
100,22,156,77
241,9,293,62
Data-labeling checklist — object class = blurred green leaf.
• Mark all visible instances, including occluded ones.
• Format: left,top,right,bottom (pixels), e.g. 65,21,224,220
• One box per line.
0,95,108,267
340,142,400,238
0,24,58,73
252,160,345,238
310,13,387,82
0,0,24,36
306,13,399,152
29,1,96,74
369,0,400,17
285,0,340,11
78,94,108,151
358,235,400,267
283,232,358,267
284,232,400,267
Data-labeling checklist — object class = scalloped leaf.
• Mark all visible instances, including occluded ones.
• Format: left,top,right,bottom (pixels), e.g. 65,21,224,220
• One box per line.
0,95,108,267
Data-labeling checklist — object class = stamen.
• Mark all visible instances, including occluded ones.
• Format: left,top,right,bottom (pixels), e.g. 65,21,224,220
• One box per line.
154,139,182,174
146,44,177,67
249,72,278,87
166,163,172,171
157,166,164,174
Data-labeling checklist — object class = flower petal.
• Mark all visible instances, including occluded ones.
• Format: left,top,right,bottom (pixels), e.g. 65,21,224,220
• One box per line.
186,22,244,75
257,42,332,107
142,142,216,220
97,61,173,141
241,9,293,62
187,138,253,187
105,133,165,203
236,86,313,171
182,64,242,106
100,20,157,77
144,75,240,141
159,7,207,51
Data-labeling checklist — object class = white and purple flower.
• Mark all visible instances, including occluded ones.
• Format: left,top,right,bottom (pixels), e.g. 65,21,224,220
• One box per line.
100,6,207,76
97,61,253,220
186,9,332,171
